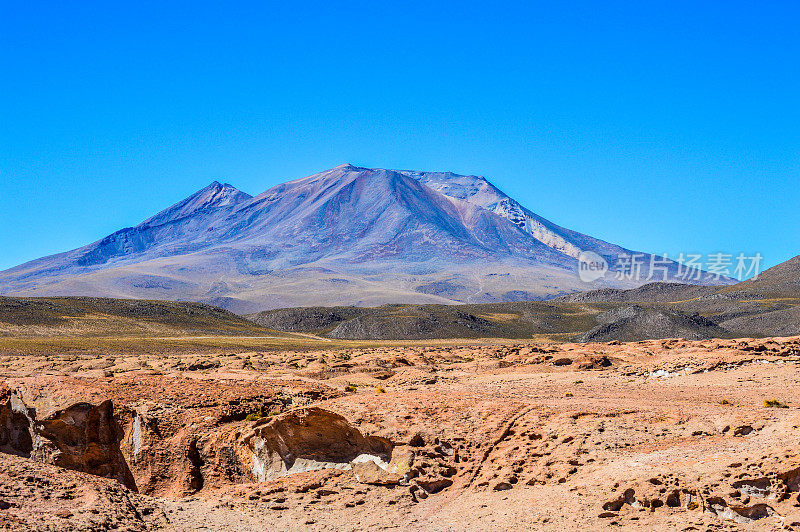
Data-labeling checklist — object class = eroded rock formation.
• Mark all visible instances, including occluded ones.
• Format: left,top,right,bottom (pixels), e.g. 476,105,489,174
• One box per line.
241,407,393,482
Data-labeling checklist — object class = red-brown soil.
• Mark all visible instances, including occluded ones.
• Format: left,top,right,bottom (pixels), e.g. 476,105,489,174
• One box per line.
0,336,799,530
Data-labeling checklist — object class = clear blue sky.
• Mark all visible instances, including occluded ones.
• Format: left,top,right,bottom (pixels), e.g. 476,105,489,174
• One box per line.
1,1,798,272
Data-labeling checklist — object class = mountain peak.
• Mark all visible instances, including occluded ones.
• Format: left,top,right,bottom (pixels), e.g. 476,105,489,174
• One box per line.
204,180,241,192
332,163,371,172
141,181,252,228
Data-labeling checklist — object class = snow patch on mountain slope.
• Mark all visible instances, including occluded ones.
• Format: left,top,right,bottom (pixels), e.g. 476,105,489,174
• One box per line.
398,169,609,259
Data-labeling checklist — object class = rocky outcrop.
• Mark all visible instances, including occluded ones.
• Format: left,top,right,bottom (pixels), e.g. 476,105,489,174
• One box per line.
111,378,340,497
32,399,136,491
0,387,34,457
6,374,337,495
0,387,136,491
241,408,392,482
0,375,351,499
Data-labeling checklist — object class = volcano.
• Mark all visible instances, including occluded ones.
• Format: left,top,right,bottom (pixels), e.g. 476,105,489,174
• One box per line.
0,164,729,312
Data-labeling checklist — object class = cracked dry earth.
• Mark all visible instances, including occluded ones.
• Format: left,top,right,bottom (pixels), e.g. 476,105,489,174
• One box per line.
0,336,800,530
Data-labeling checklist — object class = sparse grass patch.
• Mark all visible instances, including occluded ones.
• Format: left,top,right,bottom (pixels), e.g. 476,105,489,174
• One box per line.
375,385,386,394
245,412,263,421
564,392,574,398
764,398,788,408
719,398,732,405
344,383,358,393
